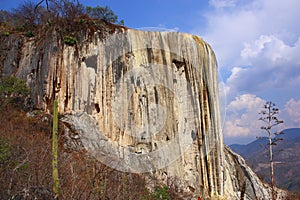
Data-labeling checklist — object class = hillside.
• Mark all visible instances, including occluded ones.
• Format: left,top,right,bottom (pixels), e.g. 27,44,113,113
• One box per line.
0,101,191,199
230,128,300,192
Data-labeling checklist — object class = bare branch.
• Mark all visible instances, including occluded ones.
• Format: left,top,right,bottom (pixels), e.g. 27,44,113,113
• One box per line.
35,0,46,11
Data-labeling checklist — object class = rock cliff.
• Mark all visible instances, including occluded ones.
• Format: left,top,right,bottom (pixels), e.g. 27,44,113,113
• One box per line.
0,28,286,199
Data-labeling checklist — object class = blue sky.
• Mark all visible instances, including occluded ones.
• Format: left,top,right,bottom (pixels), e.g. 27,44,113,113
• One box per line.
1,0,300,145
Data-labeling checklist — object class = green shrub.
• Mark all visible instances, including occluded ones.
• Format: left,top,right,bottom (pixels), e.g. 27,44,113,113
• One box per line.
47,20,52,27
0,76,29,97
119,19,124,26
26,31,34,38
3,31,9,37
152,185,170,200
79,18,85,24
0,139,11,166
0,76,29,110
64,35,76,46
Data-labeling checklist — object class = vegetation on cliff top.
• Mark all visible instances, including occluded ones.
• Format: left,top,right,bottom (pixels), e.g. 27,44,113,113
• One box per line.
0,0,125,43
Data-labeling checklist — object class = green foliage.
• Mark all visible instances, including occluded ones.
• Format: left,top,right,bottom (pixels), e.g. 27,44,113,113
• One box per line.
26,30,34,37
85,5,124,24
79,18,85,24
119,19,125,26
3,31,9,36
0,76,29,97
47,20,52,27
0,139,11,166
0,137,29,174
18,163,29,171
0,76,29,110
152,185,170,200
64,35,76,46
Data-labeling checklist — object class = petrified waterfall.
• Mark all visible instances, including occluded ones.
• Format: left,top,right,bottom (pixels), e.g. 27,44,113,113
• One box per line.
1,28,286,199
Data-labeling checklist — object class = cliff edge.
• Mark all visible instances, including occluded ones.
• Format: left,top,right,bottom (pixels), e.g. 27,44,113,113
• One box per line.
0,27,287,199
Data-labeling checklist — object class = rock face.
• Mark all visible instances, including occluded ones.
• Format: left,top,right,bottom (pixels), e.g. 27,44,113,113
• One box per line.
0,28,286,199
224,146,287,199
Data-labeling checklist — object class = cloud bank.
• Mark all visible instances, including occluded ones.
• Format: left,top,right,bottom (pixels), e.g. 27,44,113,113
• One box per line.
197,0,300,144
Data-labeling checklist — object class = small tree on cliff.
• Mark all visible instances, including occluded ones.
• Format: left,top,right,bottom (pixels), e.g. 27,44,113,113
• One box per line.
85,5,124,25
0,76,29,110
258,101,284,200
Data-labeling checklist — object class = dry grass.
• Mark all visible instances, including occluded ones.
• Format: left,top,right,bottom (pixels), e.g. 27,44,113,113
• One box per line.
0,105,152,199
0,104,190,199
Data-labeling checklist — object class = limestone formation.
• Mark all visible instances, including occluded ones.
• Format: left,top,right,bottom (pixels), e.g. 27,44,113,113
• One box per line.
1,28,287,199
224,146,287,199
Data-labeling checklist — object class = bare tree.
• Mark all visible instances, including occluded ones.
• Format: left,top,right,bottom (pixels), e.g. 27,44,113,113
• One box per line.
258,101,284,200
0,10,11,25
35,0,60,11
11,1,41,30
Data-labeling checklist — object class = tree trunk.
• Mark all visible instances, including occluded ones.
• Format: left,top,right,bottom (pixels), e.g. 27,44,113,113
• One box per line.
268,105,275,200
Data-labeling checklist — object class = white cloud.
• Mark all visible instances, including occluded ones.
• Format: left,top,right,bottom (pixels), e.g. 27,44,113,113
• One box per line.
200,0,300,68
223,94,265,138
224,95,300,144
202,8,259,68
241,35,275,60
281,99,300,128
225,35,300,103
209,0,236,9
227,93,265,112
195,0,300,144
241,35,300,64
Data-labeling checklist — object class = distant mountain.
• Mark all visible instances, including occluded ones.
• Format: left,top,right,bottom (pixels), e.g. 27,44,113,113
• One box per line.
230,136,268,157
230,128,300,192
